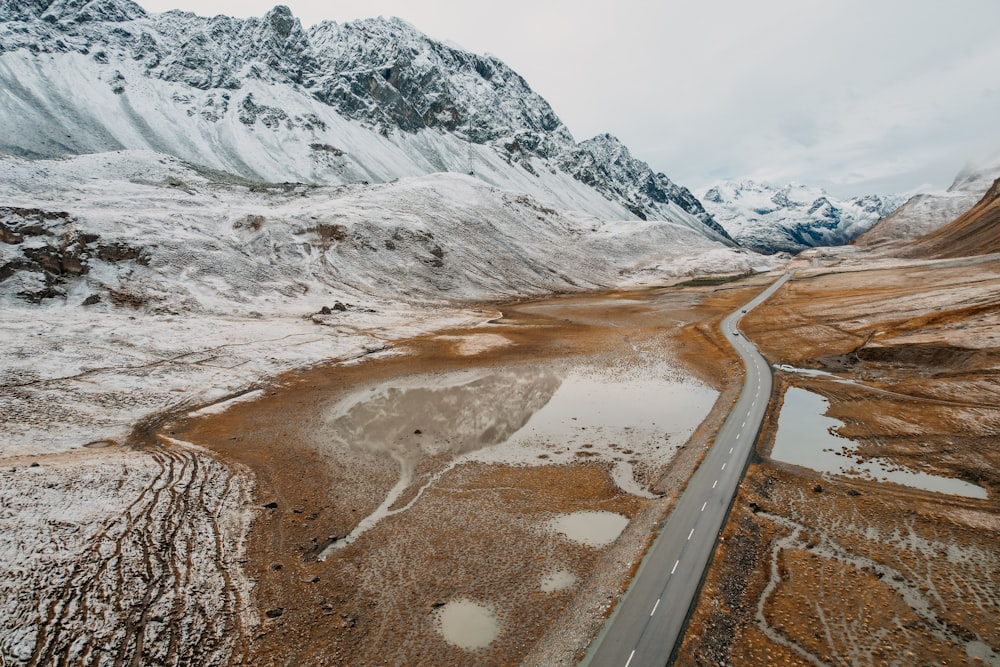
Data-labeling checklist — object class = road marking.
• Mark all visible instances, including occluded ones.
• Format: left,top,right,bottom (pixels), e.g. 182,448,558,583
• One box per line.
742,421,746,427
701,501,707,511
721,462,726,471
671,560,679,574
650,598,660,616
712,479,718,489
688,528,694,540
625,649,635,667
736,433,740,439
729,447,734,454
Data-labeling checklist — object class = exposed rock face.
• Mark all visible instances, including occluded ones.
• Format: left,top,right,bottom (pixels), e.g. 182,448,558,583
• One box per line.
307,16,568,145
0,2,731,242
562,134,731,242
0,206,147,303
700,180,903,254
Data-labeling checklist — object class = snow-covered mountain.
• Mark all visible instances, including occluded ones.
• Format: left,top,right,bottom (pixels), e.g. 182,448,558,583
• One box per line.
0,151,769,313
0,1,732,244
855,157,1000,248
699,180,903,254
902,175,1000,259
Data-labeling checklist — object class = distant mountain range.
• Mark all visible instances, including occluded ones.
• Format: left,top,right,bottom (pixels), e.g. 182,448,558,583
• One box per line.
699,180,904,255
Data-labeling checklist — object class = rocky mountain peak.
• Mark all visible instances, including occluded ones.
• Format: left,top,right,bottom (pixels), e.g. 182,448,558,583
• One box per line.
0,3,733,244
263,5,295,38
0,0,53,21
306,15,566,144
40,0,145,23
560,134,731,242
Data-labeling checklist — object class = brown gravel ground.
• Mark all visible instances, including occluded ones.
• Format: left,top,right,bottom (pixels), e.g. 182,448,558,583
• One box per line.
159,276,772,666
676,259,1000,666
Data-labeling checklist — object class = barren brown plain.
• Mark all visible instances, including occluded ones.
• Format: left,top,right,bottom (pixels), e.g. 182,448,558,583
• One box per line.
677,257,1000,666
162,276,768,666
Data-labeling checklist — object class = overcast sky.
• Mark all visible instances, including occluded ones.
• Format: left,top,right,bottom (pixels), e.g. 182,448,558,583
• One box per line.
137,0,1000,197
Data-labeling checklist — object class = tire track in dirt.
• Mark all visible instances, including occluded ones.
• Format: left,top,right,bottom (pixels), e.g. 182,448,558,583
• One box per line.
15,444,253,667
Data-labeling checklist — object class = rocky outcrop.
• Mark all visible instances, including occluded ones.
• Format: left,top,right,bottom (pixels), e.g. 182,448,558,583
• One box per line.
0,206,147,303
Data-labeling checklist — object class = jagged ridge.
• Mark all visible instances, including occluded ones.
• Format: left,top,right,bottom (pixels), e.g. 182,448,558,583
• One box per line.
700,180,902,254
0,1,733,243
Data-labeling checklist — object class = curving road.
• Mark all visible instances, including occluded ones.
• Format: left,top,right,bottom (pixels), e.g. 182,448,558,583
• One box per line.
584,270,794,667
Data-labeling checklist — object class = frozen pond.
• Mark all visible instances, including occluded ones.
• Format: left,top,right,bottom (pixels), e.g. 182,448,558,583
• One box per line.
547,510,629,547
772,387,987,499
434,599,500,650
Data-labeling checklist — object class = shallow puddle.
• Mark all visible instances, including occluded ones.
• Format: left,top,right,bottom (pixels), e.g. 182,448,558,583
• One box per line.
488,363,717,497
434,599,501,651
547,510,629,547
317,367,563,557
318,359,714,556
540,569,578,592
772,387,987,498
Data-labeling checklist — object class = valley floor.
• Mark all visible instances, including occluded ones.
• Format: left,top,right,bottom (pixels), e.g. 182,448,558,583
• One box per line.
677,255,1000,666
0,276,761,666
4,255,997,666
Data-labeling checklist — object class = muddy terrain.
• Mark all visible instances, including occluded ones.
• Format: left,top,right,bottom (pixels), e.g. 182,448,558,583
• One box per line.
139,278,767,666
677,258,1000,666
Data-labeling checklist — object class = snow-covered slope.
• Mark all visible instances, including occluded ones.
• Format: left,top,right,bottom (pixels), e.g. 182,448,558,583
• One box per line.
0,1,732,243
855,158,1000,248
699,180,903,254
0,151,767,314
902,176,1000,259
562,134,731,242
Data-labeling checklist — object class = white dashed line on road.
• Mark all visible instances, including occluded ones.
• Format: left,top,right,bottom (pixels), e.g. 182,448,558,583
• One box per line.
712,480,718,489
650,598,660,616
701,501,707,511
688,528,694,540
671,560,679,575
729,447,734,454
721,462,726,471
625,649,635,667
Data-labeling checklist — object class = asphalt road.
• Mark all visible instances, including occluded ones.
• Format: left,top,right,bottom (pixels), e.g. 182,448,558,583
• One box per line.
584,270,795,667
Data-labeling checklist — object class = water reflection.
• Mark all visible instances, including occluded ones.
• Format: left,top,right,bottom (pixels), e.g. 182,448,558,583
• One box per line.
772,387,986,499
434,599,501,651
326,367,563,464
547,511,629,547
318,367,562,557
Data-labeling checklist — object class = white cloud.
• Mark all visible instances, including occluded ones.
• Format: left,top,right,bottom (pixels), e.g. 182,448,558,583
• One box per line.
135,0,1000,195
